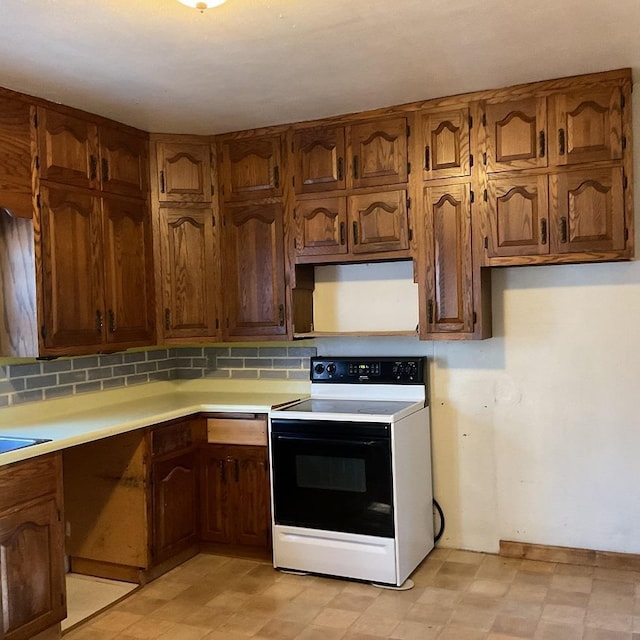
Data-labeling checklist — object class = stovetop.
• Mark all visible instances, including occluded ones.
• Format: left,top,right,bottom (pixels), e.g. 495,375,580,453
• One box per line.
279,398,420,416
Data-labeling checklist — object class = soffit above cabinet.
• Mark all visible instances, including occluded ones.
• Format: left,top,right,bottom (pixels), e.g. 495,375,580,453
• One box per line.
0,0,638,135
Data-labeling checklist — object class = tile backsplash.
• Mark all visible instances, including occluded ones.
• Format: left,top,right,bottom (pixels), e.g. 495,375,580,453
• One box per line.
0,346,316,408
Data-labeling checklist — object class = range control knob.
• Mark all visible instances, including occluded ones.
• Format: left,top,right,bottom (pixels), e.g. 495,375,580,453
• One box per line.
314,363,325,374
326,363,337,375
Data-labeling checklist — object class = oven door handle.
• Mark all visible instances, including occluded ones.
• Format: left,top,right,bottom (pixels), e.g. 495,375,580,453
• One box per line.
273,434,384,447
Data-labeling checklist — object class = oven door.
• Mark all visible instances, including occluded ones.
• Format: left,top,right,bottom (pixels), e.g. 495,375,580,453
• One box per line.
270,418,394,538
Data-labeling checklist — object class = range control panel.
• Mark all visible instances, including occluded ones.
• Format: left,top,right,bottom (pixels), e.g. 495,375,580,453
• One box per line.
310,357,426,384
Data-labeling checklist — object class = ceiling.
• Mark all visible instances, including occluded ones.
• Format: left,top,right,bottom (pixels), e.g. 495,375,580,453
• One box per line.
1,0,639,135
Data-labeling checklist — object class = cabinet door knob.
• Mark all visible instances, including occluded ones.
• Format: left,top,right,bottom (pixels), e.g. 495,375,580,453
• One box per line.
339,221,345,245
160,170,166,193
96,310,103,334
164,308,171,330
352,221,359,245
560,216,568,243
102,157,109,182
219,459,225,482
539,131,546,158
424,146,431,170
558,128,566,156
278,304,285,326
337,157,344,181
108,309,117,333
540,218,548,245
89,155,97,181
273,166,280,189
353,155,359,180
427,300,435,325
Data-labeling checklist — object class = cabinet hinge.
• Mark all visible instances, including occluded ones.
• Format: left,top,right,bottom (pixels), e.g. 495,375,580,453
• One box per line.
407,161,411,175
469,154,474,168
624,228,629,241
621,94,626,109
470,190,475,203
484,189,488,202
484,237,489,249
622,135,627,151
483,152,487,165
481,113,486,127
33,112,38,128
469,115,473,129
407,124,411,137
473,311,477,325
406,197,411,209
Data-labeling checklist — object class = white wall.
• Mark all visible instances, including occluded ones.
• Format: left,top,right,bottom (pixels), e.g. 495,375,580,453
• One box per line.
313,85,640,555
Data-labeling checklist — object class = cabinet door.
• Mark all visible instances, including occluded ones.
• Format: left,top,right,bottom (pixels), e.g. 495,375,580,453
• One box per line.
37,108,99,189
156,142,212,203
200,447,231,544
295,197,348,258
100,126,148,198
551,167,625,253
221,135,282,201
39,185,104,351
421,108,471,180
0,497,65,640
348,190,409,255
223,203,287,338
151,451,198,565
348,117,408,188
102,195,154,346
550,86,623,166
231,446,270,549
486,176,550,257
159,207,218,339
420,183,473,336
0,96,32,220
485,97,547,173
294,127,346,194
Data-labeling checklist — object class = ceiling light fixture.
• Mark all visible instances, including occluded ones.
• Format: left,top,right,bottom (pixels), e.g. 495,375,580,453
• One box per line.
176,0,228,11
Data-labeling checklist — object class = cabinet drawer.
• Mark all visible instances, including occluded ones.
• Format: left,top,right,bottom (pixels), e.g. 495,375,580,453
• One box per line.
151,421,194,457
0,453,59,512
207,418,267,446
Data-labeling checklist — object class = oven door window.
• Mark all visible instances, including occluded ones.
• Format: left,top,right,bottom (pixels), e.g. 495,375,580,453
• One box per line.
270,419,394,538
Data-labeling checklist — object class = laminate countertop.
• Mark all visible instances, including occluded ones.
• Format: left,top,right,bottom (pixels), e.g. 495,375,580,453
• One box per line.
0,378,309,466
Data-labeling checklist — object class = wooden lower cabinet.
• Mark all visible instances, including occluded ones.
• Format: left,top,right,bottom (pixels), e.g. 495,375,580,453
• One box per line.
200,445,270,551
0,454,66,640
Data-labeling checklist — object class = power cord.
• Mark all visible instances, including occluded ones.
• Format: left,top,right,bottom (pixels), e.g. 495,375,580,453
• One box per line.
433,498,445,542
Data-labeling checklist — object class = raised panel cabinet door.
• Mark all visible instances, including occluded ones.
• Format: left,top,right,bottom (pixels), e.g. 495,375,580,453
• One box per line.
200,446,231,544
484,97,547,173
0,497,65,640
230,446,270,549
37,108,99,189
295,197,348,257
551,167,625,253
99,126,148,198
486,175,550,257
348,117,408,189
348,190,409,255
420,183,473,336
159,207,218,339
156,142,212,203
102,195,154,346
421,108,471,180
221,135,282,201
223,203,287,338
294,126,346,194
0,96,33,220
151,451,198,564
39,185,104,351
550,86,623,166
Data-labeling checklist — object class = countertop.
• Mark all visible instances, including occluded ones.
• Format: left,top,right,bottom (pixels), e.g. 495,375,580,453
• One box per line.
0,378,309,466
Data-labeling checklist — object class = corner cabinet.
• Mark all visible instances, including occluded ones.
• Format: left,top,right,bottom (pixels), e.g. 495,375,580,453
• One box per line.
0,454,66,640
221,202,288,339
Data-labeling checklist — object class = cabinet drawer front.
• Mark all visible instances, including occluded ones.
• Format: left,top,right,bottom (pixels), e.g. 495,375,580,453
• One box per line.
151,421,194,457
207,418,267,446
0,453,59,512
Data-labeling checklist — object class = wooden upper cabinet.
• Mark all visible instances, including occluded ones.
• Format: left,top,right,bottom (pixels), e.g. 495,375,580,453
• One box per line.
420,108,471,180
0,95,33,219
550,167,625,253
347,117,408,189
158,207,218,339
221,135,282,202
156,142,212,203
484,97,547,173
295,197,347,257
102,195,154,346
37,108,99,189
550,86,623,166
348,190,409,255
294,126,346,194
420,183,473,336
486,176,550,257
99,126,148,198
39,185,104,351
222,202,287,339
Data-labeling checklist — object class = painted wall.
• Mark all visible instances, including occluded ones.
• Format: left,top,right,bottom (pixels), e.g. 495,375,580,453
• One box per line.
314,84,640,556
